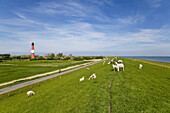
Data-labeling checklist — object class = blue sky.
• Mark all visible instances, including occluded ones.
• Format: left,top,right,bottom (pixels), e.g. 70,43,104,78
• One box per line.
0,0,170,56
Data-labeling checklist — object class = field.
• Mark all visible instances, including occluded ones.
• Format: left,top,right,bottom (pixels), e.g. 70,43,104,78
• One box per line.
0,58,169,112
0,60,88,84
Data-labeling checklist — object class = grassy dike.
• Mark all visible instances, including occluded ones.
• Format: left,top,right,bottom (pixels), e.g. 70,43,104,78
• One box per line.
111,58,170,112
0,58,169,112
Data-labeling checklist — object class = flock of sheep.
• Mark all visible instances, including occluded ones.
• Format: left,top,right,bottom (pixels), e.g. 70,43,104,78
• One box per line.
27,58,143,97
107,58,143,71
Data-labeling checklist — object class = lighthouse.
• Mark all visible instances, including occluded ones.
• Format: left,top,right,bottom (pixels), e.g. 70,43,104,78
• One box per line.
31,42,35,58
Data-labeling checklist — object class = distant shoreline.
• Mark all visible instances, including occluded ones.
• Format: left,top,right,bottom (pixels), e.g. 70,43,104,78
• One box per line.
120,56,170,63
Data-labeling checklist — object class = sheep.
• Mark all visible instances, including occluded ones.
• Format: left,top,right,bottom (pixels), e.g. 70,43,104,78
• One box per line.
108,60,112,64
87,68,89,70
80,76,85,81
115,62,124,71
103,61,105,65
139,64,142,69
27,91,35,97
88,73,96,80
118,60,123,63
112,64,119,71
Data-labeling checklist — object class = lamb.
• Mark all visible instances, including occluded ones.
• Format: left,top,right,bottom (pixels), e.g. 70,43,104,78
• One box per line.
108,60,113,64
27,91,35,97
115,62,124,71
118,60,123,63
139,64,142,69
88,73,96,80
103,61,105,65
112,64,119,71
80,76,85,81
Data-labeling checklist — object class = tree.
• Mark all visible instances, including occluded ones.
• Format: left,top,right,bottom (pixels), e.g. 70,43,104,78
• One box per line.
57,53,63,57
0,54,10,60
50,53,55,59
45,53,55,60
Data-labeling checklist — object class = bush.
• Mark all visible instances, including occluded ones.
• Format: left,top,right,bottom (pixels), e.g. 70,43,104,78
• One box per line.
95,56,104,59
63,57,70,60
82,56,93,60
73,56,84,61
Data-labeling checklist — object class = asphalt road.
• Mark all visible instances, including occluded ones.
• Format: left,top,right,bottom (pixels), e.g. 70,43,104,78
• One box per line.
0,60,103,95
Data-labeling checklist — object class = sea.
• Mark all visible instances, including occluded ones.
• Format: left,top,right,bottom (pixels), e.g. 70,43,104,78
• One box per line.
121,56,170,63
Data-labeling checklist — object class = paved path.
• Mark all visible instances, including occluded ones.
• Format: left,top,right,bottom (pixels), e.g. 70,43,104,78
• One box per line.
0,60,103,95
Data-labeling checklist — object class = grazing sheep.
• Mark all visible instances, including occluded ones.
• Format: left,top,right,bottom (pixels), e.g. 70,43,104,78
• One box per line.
108,61,111,64
115,62,124,71
27,91,35,97
108,60,113,64
139,64,142,69
80,76,85,81
112,64,119,71
87,68,89,70
88,74,96,80
118,60,123,63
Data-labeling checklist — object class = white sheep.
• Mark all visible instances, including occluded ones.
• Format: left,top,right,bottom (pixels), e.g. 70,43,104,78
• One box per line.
112,64,119,71
103,61,105,65
139,64,142,69
27,91,35,97
88,73,96,80
118,60,123,63
80,76,85,81
115,62,124,71
87,68,89,70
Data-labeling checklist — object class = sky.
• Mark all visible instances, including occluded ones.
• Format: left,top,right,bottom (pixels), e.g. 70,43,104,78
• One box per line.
0,0,170,56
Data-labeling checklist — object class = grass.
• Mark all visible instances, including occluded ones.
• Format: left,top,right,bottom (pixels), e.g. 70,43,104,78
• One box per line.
0,58,169,112
134,59,170,68
0,60,112,113
0,60,88,84
111,58,170,112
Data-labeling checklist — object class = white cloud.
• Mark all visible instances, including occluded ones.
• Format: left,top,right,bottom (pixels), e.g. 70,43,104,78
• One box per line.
115,15,145,24
0,0,170,56
146,0,163,8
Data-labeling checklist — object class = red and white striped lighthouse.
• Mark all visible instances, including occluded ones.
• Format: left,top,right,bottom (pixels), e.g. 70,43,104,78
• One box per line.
31,42,35,58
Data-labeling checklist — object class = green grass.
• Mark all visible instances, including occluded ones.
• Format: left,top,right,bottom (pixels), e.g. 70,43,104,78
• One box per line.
134,59,170,67
111,58,170,112
0,60,88,83
0,60,112,113
0,58,169,112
